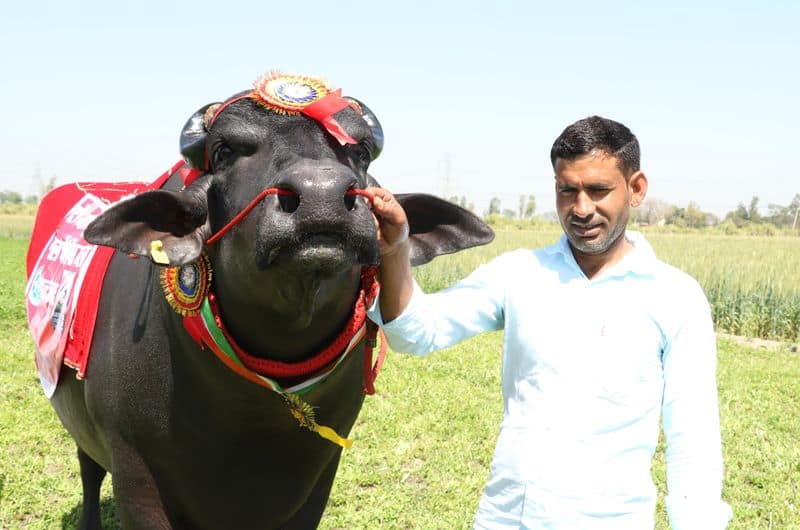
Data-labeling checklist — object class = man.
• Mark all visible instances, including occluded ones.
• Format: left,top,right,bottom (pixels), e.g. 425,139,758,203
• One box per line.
366,116,732,529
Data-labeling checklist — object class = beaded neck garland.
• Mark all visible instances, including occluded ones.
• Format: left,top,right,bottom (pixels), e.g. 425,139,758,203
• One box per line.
159,256,384,449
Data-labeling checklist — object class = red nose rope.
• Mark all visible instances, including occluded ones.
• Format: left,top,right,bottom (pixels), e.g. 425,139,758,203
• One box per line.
205,187,375,245
197,185,385,411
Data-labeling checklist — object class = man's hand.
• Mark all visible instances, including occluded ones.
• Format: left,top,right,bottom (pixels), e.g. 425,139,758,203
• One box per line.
365,186,414,322
367,187,410,257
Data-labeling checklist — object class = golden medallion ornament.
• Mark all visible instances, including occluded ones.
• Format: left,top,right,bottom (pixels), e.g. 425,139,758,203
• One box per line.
160,254,212,316
252,72,334,114
283,393,353,449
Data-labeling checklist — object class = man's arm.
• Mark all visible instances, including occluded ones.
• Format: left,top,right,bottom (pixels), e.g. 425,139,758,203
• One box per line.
365,186,505,354
661,282,733,529
369,187,414,322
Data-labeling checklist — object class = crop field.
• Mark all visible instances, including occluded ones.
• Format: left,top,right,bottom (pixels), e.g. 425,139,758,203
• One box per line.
1,220,799,528
417,227,800,341
0,216,37,240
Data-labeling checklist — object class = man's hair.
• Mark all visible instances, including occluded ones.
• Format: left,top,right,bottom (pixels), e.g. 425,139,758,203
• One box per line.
550,116,640,174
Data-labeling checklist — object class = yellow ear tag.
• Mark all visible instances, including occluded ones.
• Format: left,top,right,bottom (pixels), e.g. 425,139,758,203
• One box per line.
150,240,170,265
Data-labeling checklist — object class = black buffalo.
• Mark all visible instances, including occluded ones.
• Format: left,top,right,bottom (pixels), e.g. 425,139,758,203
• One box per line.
43,75,493,529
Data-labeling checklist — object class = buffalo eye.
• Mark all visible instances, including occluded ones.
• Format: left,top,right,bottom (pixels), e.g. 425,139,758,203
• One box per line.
211,144,234,170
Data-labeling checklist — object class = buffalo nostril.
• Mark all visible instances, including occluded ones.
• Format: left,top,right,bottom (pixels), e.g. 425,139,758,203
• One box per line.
278,193,300,213
344,193,356,211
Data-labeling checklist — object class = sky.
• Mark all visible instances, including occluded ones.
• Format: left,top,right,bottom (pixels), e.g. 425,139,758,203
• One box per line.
2,0,798,218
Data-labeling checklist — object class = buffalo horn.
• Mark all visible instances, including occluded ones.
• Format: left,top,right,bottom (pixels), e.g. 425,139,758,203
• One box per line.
179,103,217,169
345,97,384,161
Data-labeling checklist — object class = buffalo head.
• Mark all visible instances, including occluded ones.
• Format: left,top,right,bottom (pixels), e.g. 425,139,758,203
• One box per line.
85,72,492,281
86,75,385,278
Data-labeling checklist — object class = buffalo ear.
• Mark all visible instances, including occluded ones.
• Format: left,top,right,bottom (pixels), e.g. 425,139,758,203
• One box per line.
83,176,212,266
394,193,494,266
180,103,218,169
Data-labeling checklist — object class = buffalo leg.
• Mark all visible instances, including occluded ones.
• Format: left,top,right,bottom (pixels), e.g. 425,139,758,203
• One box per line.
280,453,342,529
110,443,172,529
77,447,106,530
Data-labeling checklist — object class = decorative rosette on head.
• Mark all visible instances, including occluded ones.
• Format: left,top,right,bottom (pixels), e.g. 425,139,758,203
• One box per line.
201,71,363,165
251,72,335,114
250,71,359,146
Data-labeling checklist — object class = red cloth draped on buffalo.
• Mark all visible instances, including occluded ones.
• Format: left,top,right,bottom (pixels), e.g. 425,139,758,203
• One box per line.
25,161,194,396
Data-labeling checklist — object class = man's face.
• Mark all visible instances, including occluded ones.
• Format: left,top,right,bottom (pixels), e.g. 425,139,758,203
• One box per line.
554,151,641,257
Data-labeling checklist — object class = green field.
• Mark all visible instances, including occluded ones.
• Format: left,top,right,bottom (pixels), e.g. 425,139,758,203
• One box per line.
417,227,800,341
2,227,800,528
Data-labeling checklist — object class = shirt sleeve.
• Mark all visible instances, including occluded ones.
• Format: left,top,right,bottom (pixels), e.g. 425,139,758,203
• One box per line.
367,255,508,355
661,281,733,529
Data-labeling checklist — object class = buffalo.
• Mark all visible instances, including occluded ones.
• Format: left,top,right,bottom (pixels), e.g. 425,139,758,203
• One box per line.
31,72,493,528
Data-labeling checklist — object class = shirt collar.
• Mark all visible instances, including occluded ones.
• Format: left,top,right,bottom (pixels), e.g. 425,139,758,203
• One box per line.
545,230,657,279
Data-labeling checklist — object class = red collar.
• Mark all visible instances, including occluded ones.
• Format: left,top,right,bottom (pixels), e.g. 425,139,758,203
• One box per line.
182,266,385,395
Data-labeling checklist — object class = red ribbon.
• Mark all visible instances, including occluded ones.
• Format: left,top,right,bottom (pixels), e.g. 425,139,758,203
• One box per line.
180,167,204,186
301,89,359,146
204,88,358,171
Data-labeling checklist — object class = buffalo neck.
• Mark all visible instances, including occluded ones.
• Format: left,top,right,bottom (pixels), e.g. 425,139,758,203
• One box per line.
209,264,363,362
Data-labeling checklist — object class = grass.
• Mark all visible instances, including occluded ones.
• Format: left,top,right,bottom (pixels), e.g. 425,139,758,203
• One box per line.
0,216,34,240
2,226,800,528
715,340,800,527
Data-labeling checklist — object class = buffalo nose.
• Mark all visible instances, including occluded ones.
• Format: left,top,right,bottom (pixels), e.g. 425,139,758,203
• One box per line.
276,190,362,214
275,165,363,216
277,192,300,214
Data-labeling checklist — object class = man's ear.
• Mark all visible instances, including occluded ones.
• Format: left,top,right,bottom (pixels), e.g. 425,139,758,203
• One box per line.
629,170,648,207
394,193,494,266
83,175,212,266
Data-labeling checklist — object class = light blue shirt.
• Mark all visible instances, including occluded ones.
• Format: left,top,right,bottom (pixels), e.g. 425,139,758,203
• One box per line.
369,232,732,529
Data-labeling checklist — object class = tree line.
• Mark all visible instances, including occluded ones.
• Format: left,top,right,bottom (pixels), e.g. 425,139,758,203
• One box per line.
452,194,537,219
0,190,39,205
470,193,799,232
631,194,800,230
0,176,58,205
